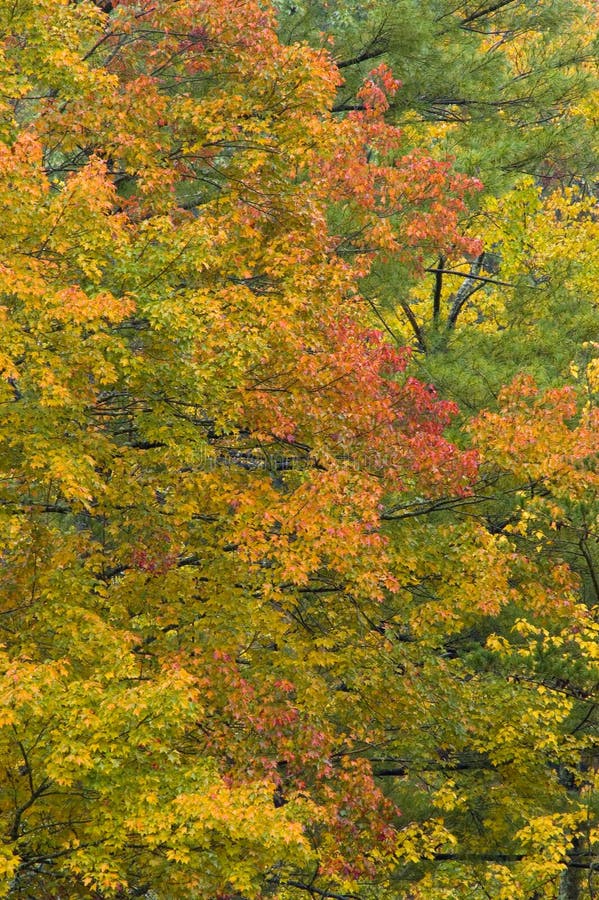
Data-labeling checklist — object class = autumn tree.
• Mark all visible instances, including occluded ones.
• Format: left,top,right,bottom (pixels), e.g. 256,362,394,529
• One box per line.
0,0,486,895
0,1,597,899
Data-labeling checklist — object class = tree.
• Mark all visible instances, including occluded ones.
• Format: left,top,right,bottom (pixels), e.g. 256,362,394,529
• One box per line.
0,0,481,895
0,1,596,899
274,0,598,190
273,0,599,407
400,178,599,412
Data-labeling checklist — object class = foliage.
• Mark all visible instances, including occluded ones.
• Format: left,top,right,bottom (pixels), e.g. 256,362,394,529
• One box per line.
275,0,598,189
0,1,596,899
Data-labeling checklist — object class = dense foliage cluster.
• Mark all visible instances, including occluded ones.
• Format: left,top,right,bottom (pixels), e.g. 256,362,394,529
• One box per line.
0,1,597,898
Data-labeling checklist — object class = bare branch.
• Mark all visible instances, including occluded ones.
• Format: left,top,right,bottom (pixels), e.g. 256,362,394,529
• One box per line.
447,253,486,329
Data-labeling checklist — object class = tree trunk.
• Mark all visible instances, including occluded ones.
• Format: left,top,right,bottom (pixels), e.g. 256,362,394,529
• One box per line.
557,838,583,900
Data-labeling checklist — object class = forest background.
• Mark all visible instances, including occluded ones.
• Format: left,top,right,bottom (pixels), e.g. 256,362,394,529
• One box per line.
0,0,597,898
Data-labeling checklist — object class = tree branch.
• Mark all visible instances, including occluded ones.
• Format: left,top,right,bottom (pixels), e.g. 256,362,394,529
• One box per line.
460,0,519,27
283,881,361,900
336,47,387,70
425,266,513,288
447,253,486,329
432,255,445,323
398,298,427,351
